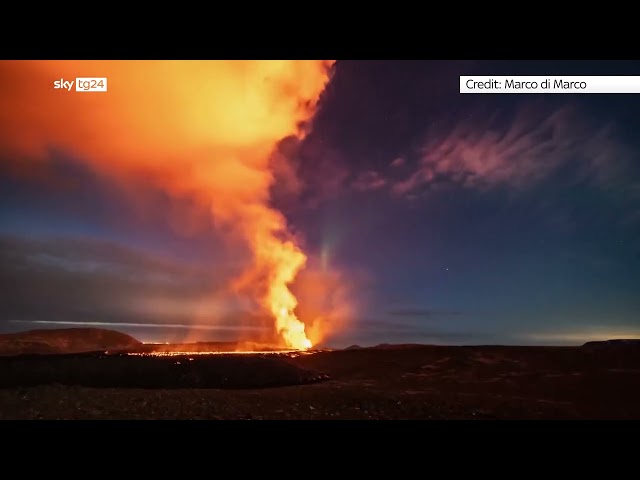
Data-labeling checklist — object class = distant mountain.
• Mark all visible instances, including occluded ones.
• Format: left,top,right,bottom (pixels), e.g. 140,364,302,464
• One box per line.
582,339,640,349
0,328,142,356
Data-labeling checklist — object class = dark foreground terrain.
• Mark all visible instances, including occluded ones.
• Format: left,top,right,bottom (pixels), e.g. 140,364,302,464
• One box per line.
2,341,640,419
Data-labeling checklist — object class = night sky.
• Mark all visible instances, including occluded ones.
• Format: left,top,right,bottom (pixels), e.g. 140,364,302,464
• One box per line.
1,60,639,347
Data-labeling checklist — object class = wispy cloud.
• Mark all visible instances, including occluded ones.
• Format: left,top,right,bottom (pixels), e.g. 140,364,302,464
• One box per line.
353,170,388,191
9,320,267,331
0,235,242,330
392,106,635,197
390,157,405,168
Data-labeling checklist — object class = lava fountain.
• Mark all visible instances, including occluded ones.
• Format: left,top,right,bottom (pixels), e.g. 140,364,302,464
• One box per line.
0,60,335,350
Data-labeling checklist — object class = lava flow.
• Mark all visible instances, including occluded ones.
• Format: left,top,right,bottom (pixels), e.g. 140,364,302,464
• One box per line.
125,349,319,357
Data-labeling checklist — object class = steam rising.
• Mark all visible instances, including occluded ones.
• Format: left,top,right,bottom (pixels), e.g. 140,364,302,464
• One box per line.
0,60,335,349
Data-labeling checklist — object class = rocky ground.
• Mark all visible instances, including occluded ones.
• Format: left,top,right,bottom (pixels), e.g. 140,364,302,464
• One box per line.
1,343,640,419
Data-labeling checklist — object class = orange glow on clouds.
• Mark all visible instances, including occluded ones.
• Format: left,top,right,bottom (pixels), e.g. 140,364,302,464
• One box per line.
0,60,335,350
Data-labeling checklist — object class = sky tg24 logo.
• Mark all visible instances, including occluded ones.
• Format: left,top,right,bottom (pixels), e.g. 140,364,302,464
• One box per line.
53,77,108,92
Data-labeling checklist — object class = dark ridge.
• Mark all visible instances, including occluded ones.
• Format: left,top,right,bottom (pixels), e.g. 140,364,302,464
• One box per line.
582,339,640,349
0,328,142,356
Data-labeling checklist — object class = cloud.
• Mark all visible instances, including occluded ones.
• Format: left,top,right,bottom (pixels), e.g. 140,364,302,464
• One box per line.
0,235,242,330
390,157,405,168
284,102,636,217
297,137,351,207
269,136,305,200
9,320,268,332
267,134,355,214
392,106,635,197
353,170,387,191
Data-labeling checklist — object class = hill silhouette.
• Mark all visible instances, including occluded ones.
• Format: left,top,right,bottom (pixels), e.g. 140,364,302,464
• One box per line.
0,328,142,356
583,339,640,349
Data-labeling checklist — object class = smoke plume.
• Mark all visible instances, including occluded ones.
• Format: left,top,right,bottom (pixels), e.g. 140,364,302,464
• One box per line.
0,60,334,349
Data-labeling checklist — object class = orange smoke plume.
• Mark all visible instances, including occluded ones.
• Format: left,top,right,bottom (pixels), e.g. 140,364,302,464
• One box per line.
292,263,358,347
0,60,334,350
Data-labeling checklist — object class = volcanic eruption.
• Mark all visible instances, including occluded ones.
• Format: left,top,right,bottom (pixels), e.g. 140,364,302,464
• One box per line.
0,60,335,350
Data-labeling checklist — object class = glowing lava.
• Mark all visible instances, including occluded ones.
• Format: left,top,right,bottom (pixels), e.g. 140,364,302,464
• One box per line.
126,350,318,357
263,237,312,350
0,60,335,351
